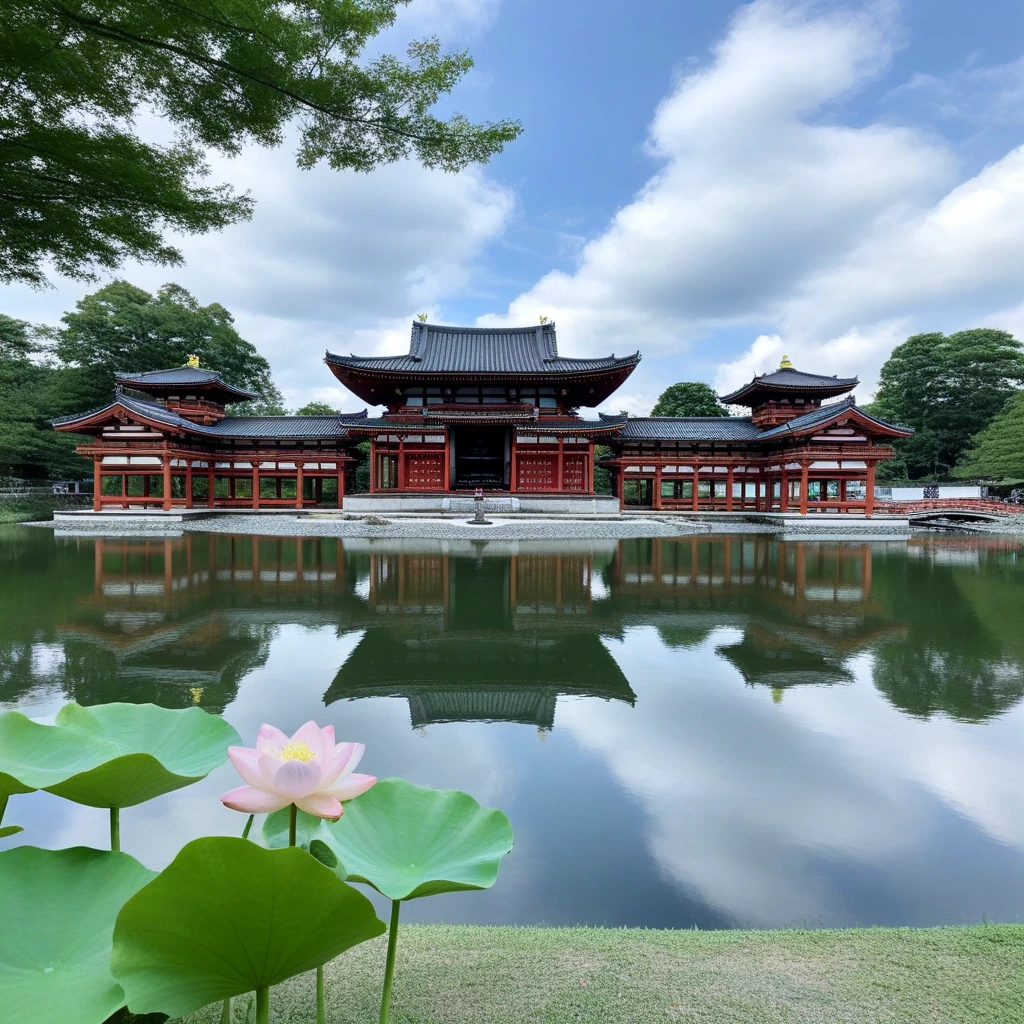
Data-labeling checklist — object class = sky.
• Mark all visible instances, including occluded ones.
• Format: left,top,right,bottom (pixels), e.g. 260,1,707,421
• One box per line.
5,0,1024,416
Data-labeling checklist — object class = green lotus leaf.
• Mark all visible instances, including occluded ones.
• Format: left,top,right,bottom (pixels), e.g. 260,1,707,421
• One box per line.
0,703,240,808
0,846,157,1024
111,836,386,1017
312,778,514,901
261,806,336,861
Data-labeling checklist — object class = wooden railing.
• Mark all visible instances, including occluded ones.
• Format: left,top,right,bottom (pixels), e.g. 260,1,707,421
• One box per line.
877,499,1024,516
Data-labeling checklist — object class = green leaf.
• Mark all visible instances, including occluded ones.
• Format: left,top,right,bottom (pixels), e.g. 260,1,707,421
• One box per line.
111,836,385,1017
0,825,23,839
0,846,156,1024
261,806,335,856
0,703,240,808
312,778,514,901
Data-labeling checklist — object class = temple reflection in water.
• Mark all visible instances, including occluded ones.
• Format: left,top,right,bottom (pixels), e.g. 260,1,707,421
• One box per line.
3,531,1022,724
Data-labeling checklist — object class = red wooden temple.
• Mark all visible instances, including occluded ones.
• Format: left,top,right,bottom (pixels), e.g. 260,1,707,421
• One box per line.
54,322,911,515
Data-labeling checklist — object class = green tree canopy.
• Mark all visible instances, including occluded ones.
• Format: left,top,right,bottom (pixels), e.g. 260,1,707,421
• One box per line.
0,315,85,480
651,382,728,417
294,401,341,415
52,280,279,413
954,392,1024,482
1,0,521,287
872,329,1024,478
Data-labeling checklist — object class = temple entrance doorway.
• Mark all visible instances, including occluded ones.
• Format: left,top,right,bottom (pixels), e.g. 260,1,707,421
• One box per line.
452,427,509,490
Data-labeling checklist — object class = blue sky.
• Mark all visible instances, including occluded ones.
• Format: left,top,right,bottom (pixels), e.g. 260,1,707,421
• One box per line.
5,0,1024,414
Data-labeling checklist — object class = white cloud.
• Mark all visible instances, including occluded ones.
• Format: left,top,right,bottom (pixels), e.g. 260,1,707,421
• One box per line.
488,0,1024,401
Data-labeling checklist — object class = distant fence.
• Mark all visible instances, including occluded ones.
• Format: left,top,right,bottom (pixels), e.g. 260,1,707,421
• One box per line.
0,480,91,497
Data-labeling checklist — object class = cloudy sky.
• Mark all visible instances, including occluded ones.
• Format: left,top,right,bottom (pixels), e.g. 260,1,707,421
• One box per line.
5,0,1024,414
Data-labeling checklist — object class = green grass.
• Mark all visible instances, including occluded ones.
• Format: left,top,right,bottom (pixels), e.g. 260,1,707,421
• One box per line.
0,492,90,523
177,923,1024,1024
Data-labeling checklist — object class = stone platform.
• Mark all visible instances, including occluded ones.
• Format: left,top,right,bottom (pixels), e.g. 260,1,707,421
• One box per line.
342,494,622,515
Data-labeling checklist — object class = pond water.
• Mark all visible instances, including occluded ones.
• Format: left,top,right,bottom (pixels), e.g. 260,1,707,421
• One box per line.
2,526,1024,930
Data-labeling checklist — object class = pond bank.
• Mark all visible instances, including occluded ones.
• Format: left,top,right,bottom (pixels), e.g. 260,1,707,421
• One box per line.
46,508,915,540
178,923,1024,1024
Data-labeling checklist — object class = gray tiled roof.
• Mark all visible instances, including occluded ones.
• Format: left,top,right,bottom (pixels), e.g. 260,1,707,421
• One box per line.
53,394,367,440
756,397,912,438
720,367,858,404
614,416,763,441
53,393,196,431
114,367,257,400
326,322,640,375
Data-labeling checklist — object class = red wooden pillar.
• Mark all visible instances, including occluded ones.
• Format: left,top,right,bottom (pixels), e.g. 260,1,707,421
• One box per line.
93,456,101,511
295,463,304,510
654,466,663,510
397,437,405,491
369,441,377,493
839,478,847,512
337,467,345,509
207,466,215,508
510,435,517,492
691,464,699,511
162,455,172,511
617,465,625,510
252,462,260,510
726,466,734,511
780,468,789,512
799,462,809,515
557,438,564,492
865,462,876,517
443,433,451,492
588,442,595,494
185,460,193,509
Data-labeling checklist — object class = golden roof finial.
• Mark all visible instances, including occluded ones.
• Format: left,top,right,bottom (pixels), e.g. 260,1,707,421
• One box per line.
186,354,200,368
779,354,793,369
416,313,428,322
771,687,784,704
539,315,549,324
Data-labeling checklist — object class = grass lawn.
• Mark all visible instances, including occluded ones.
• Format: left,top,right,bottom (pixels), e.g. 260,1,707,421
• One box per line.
178,923,1024,1024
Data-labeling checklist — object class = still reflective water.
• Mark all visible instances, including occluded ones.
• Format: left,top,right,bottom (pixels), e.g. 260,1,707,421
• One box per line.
2,526,1024,929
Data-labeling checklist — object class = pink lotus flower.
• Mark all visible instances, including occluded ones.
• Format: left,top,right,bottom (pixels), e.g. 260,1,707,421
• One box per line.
221,721,376,818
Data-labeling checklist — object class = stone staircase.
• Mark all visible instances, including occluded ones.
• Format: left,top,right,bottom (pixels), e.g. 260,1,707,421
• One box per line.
442,496,520,514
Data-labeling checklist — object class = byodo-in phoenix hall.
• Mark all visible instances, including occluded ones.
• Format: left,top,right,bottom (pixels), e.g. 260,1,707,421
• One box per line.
54,321,911,515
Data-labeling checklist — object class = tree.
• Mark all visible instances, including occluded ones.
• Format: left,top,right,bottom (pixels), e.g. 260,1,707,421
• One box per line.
873,329,1024,478
954,392,1024,481
651,382,728,417
0,316,85,479
1,0,521,287
52,280,280,412
227,383,288,417
294,401,340,415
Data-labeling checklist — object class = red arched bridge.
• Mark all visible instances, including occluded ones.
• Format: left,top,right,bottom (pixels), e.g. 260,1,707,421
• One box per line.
877,499,1024,525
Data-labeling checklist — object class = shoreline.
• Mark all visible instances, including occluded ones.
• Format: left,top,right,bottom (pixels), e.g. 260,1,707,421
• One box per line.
176,921,1024,1024
42,508,918,541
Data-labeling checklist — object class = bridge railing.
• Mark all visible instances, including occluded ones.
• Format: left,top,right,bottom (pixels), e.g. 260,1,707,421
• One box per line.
876,499,1024,516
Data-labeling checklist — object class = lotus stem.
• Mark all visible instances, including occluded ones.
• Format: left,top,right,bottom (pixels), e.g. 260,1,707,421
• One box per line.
255,985,269,1024
241,814,254,840
289,803,297,847
317,965,325,1024
109,807,120,852
378,899,401,1024
220,995,231,1024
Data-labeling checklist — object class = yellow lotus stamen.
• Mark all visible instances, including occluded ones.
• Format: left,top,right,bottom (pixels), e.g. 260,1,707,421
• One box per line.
280,741,316,763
